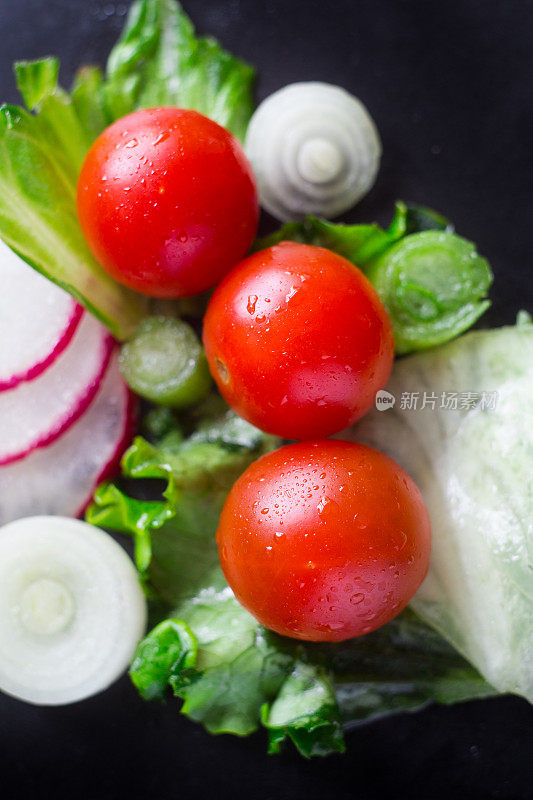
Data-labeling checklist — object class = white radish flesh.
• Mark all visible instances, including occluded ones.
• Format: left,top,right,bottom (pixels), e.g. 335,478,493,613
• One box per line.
0,516,147,705
0,238,83,390
0,351,135,526
0,312,114,465
245,82,381,221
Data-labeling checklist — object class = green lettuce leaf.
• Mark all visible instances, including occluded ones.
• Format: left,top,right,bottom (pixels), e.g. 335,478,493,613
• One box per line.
88,407,495,757
0,0,255,339
349,317,533,702
257,202,491,354
71,66,112,141
402,203,450,235
255,200,411,263
0,61,145,339
313,610,494,724
261,663,345,757
88,401,278,582
104,0,255,141
131,618,198,700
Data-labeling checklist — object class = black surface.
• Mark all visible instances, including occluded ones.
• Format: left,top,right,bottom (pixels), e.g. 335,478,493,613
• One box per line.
0,1,532,798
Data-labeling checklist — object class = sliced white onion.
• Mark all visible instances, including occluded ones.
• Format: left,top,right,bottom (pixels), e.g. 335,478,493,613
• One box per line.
245,82,381,221
0,238,83,390
0,312,113,465
0,516,147,705
0,351,134,526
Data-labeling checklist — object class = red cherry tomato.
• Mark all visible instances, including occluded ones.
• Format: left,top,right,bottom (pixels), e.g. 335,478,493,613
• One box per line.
203,242,394,439
217,440,431,642
77,108,258,298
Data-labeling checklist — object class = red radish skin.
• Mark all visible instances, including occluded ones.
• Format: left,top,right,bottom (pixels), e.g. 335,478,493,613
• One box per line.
0,304,83,391
0,313,114,466
76,388,138,518
0,238,84,390
0,352,134,526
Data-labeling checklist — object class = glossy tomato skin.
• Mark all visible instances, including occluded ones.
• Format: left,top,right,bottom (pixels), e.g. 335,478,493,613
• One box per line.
203,243,394,439
217,440,431,642
77,108,258,298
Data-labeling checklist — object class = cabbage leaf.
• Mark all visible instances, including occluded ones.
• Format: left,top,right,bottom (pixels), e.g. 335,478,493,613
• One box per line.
349,316,533,701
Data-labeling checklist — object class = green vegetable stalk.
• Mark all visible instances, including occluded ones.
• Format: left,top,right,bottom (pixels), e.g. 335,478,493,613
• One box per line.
366,230,492,353
119,316,212,408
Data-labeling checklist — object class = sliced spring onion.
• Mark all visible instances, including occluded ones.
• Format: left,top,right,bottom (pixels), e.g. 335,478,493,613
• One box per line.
0,516,147,705
119,316,212,408
245,82,381,221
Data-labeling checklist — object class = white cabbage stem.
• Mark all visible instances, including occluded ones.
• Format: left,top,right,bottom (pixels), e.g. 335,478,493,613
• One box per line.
245,82,381,221
0,516,147,706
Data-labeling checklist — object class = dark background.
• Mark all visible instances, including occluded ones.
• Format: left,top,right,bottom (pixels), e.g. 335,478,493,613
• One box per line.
0,0,532,798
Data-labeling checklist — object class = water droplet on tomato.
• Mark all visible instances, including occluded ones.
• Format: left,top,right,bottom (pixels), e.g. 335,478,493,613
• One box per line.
124,138,138,148
153,130,170,146
317,496,339,521
285,286,298,302
317,496,330,515
246,295,258,314
350,593,364,605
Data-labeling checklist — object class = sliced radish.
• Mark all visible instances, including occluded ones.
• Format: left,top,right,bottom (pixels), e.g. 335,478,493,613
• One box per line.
0,238,83,390
0,516,147,705
0,312,114,465
0,352,136,526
